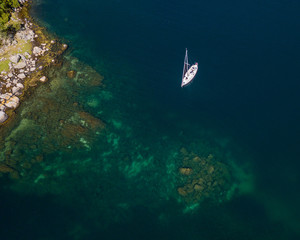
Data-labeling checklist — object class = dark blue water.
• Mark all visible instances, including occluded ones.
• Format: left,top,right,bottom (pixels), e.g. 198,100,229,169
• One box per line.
35,0,300,136
1,0,300,239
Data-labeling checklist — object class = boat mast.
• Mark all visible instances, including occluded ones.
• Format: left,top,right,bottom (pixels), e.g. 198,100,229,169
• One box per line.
186,48,188,66
182,48,189,80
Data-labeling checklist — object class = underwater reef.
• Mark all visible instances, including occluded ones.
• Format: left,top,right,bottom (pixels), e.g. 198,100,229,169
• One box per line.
0,54,106,177
177,148,233,203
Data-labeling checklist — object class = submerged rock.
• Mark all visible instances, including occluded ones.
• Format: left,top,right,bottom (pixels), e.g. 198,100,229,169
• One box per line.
78,111,105,130
179,167,193,176
67,70,76,78
0,164,14,173
89,76,103,87
177,149,233,204
177,187,188,196
62,44,68,50
60,124,88,147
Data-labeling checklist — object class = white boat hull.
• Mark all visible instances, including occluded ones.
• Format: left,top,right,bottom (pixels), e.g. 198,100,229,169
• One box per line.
181,63,198,87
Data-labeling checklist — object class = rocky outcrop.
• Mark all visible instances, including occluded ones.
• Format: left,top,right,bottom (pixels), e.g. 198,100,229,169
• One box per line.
0,3,69,124
15,29,34,41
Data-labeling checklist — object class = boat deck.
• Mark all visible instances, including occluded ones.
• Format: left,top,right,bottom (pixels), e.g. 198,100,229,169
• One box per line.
181,63,198,87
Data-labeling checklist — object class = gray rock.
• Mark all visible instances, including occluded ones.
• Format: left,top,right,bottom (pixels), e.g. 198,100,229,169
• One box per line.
0,93,12,99
9,54,21,63
14,61,26,69
8,73,13,78
0,105,6,111
5,96,19,109
15,29,35,41
12,86,20,94
24,52,31,58
33,46,42,55
40,76,47,82
16,83,24,88
17,73,26,79
0,111,8,123
25,30,34,41
19,54,26,61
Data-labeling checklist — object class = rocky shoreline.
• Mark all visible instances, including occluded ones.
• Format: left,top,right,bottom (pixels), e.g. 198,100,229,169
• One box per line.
0,0,67,124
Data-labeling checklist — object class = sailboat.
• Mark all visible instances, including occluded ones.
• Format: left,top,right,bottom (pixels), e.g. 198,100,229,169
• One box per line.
181,48,198,87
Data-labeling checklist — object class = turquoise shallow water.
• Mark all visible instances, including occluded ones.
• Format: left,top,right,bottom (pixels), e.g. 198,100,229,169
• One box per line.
0,0,300,239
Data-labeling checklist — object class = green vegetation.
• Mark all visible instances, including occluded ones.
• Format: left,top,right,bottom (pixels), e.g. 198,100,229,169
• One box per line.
0,58,10,72
0,0,20,31
0,39,32,73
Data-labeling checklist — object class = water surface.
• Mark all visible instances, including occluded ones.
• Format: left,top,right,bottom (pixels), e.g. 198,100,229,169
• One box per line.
0,0,300,239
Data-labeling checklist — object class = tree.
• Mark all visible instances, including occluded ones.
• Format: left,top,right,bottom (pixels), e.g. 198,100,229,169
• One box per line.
0,0,20,31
